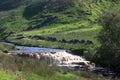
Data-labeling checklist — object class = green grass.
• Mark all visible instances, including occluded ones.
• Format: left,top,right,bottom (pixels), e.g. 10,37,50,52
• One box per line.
6,22,101,50
4,0,118,49
1,0,120,50
22,72,85,80
0,69,16,80
0,0,116,33
22,72,45,80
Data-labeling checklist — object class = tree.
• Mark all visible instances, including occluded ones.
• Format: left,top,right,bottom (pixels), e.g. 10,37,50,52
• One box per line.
95,11,120,71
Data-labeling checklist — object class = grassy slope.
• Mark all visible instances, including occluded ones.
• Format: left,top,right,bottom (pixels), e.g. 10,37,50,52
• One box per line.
0,0,120,50
5,0,118,50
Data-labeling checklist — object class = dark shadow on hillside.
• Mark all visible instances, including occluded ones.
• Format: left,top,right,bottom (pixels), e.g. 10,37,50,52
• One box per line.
23,0,76,19
23,1,47,19
0,0,25,11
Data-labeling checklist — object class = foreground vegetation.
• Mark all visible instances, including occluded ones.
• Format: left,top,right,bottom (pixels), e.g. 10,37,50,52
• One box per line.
94,11,120,75
0,43,120,80
0,48,105,80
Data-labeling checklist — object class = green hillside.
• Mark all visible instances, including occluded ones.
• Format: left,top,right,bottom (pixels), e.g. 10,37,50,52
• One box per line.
0,0,120,50
0,0,120,79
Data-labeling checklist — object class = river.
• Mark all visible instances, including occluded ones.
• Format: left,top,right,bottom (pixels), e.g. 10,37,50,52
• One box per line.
0,42,66,54
0,42,117,78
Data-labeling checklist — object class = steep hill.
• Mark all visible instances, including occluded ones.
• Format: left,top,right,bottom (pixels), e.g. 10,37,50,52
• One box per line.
0,0,120,49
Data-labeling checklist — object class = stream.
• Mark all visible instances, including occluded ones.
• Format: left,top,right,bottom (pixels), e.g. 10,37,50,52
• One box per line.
0,42,66,54
0,42,117,78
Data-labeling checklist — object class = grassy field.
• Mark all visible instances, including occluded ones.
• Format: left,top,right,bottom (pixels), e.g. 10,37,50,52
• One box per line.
3,0,119,50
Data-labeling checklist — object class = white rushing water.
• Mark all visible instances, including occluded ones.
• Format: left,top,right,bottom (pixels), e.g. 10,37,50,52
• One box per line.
1,42,95,70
